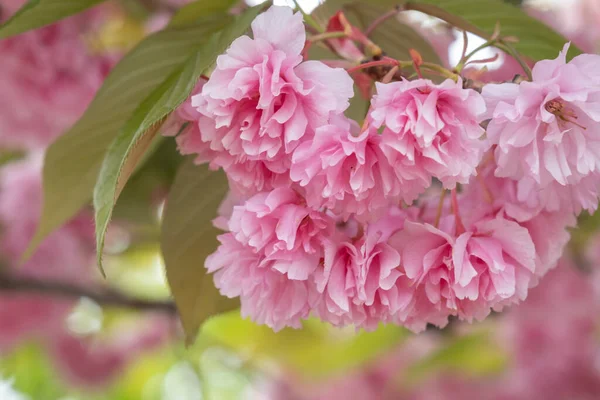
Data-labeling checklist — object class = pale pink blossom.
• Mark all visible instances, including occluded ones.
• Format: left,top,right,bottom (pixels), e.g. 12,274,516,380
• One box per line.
483,43,600,214
370,78,487,191
0,6,117,150
206,233,313,331
291,117,404,218
527,1,600,54
185,5,353,194
0,156,94,281
459,162,574,285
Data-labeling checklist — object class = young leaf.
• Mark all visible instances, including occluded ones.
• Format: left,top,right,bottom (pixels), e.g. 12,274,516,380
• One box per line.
24,17,230,260
0,0,105,39
160,160,239,345
93,6,263,271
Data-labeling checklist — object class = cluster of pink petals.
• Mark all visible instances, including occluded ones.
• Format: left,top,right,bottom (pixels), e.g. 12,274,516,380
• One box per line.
391,215,537,330
0,2,117,150
371,78,487,191
290,117,400,217
168,5,596,332
483,43,600,215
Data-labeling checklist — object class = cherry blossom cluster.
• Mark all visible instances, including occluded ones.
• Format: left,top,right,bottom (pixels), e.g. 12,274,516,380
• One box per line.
170,5,600,332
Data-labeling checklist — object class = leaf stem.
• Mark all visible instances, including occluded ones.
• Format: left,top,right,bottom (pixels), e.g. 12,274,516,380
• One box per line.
308,31,347,42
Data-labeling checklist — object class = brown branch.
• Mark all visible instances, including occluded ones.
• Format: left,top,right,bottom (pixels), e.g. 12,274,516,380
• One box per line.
0,272,177,314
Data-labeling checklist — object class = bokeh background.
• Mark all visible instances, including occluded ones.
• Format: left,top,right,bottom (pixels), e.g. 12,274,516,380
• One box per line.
1,0,600,399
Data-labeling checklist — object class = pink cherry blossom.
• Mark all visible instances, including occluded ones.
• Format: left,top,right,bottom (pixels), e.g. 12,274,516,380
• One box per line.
0,5,117,150
312,207,414,330
228,187,333,280
370,78,487,191
391,214,537,330
483,43,600,214
185,5,353,194
206,233,313,331
291,117,405,218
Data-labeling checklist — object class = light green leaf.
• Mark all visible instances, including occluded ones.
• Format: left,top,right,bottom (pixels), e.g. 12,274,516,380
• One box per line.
25,16,229,260
203,313,409,378
94,6,263,271
0,0,105,39
160,160,239,345
404,330,508,385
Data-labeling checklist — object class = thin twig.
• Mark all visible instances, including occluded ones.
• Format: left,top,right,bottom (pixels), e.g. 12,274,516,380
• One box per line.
0,272,177,314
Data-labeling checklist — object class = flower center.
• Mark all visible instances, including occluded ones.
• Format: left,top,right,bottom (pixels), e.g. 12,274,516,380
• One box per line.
544,99,587,130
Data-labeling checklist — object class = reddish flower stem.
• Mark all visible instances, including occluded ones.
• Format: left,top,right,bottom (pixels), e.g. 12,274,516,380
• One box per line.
434,189,447,228
347,58,398,74
451,189,466,235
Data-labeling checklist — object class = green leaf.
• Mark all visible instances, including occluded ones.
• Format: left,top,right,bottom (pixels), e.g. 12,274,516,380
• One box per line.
94,6,263,271
25,16,229,260
407,0,581,60
160,159,239,345
312,0,580,61
0,0,105,39
168,0,238,27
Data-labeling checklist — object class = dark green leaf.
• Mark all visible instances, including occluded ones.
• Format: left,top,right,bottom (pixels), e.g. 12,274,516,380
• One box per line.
0,0,105,39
